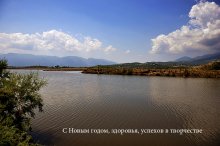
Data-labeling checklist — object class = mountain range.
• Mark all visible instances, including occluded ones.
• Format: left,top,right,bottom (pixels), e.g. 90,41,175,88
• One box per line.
175,52,220,64
0,53,116,67
1,52,220,67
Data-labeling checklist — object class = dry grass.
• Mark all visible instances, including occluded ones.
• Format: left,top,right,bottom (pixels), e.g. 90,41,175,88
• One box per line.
82,61,220,78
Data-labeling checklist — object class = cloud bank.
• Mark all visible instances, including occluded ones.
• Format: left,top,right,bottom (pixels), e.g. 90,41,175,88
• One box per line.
151,1,220,55
0,29,116,55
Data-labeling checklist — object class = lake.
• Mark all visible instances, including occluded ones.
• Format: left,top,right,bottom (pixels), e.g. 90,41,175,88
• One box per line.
12,70,220,146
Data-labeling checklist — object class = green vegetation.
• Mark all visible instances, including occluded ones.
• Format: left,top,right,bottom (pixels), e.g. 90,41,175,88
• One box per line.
0,59,47,145
82,61,220,78
198,61,220,70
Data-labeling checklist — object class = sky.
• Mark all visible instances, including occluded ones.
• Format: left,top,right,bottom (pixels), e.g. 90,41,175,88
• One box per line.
0,0,220,63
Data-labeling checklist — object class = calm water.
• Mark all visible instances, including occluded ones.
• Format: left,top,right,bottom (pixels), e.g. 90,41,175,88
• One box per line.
12,70,220,146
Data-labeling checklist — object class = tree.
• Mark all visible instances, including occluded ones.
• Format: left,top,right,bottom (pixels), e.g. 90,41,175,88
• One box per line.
0,59,9,78
0,60,47,145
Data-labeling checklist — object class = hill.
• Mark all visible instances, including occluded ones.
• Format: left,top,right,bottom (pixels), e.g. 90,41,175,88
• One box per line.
0,53,116,67
175,52,220,64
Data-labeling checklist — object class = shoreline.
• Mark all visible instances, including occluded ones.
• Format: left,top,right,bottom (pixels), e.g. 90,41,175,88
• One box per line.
82,69,220,78
82,61,220,78
8,61,220,78
8,67,86,71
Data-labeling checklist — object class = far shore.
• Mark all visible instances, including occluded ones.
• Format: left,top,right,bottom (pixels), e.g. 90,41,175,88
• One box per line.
82,61,220,78
8,66,86,71
7,61,220,78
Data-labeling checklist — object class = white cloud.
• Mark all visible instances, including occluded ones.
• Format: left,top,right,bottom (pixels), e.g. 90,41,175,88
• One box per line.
125,50,130,54
151,1,220,55
104,45,117,53
83,37,102,52
0,29,116,54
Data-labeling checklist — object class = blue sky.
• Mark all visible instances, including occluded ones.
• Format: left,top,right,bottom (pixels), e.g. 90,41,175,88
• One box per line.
0,0,220,63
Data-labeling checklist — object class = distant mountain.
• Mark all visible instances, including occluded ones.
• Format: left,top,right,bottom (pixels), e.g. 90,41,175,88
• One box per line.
175,56,192,62
0,53,116,67
190,52,220,64
175,52,220,64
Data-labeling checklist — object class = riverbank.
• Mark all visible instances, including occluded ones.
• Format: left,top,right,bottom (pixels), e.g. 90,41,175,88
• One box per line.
82,68,220,78
8,61,220,78
8,66,86,71
82,61,220,78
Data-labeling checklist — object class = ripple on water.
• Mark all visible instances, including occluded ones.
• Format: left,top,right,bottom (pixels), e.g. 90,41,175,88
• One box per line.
12,70,220,146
